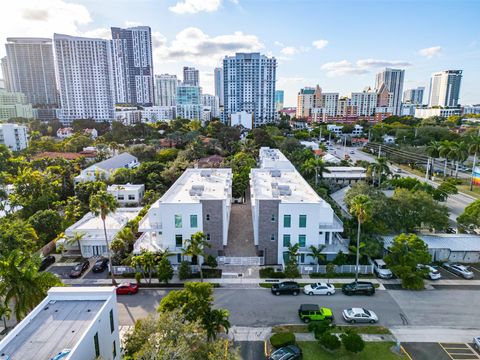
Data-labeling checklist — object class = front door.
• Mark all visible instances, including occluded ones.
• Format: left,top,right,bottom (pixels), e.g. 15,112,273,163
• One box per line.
93,246,102,256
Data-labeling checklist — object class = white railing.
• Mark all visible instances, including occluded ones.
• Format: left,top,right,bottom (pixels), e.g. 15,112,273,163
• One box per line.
298,264,373,275
217,256,265,266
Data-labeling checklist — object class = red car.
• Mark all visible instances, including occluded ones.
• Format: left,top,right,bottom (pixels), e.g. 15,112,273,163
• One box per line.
116,282,139,295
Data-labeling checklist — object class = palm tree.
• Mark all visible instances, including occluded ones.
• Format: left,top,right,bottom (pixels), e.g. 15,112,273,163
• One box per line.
0,300,11,333
64,231,84,256
439,140,456,176
240,139,258,158
349,195,372,282
183,231,211,282
368,157,390,186
308,245,326,267
203,308,231,341
0,250,62,321
452,141,469,178
426,140,442,178
301,157,330,185
89,190,118,285
469,136,480,190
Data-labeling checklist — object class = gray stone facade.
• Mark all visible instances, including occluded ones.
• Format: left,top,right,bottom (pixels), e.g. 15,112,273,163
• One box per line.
201,199,224,257
257,199,280,265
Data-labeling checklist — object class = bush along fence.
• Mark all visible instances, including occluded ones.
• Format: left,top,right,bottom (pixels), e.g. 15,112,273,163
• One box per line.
298,264,373,275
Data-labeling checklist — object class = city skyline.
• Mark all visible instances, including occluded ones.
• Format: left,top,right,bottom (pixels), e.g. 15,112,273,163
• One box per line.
0,0,479,107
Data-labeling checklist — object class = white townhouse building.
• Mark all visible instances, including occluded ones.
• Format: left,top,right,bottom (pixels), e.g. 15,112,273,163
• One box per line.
0,287,121,360
259,147,295,170
136,168,232,263
251,148,344,266
74,153,139,184
107,183,145,206
62,207,141,258
0,123,28,151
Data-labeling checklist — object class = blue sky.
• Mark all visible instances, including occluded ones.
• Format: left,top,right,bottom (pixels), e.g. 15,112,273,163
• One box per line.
1,0,479,106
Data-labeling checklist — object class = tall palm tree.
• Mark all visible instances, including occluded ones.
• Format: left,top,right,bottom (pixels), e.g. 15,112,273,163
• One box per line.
0,251,62,321
368,157,390,186
426,140,442,178
183,231,211,282
89,190,118,285
203,308,231,341
301,157,330,185
308,245,326,266
439,140,456,176
469,135,480,190
349,195,372,282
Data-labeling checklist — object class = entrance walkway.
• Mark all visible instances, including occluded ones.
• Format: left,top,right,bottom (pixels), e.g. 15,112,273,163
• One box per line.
224,187,257,257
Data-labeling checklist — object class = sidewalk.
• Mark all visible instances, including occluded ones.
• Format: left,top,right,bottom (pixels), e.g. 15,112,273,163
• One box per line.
390,326,480,343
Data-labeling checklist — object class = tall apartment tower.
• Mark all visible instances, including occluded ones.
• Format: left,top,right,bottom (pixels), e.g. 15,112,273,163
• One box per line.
275,90,284,111
223,53,277,127
3,38,57,107
176,84,202,120
296,87,316,118
428,70,462,107
214,67,224,106
375,68,405,116
111,26,154,106
0,57,12,91
183,66,200,86
155,74,179,106
54,34,115,125
403,87,425,105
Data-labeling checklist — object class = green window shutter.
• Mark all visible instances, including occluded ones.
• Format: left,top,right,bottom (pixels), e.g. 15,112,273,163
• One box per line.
175,214,182,228
284,214,291,228
190,215,198,228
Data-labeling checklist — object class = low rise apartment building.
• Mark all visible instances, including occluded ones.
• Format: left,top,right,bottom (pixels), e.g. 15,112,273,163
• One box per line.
107,183,145,206
0,123,28,151
251,148,344,265
136,168,232,262
0,287,121,360
74,153,139,184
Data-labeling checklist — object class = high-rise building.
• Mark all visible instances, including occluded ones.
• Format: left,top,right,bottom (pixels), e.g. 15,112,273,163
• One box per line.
183,66,200,86
296,87,316,118
275,90,284,111
1,57,13,93
111,26,154,106
403,87,425,105
3,38,57,107
201,94,220,118
176,84,202,120
0,89,33,121
321,92,339,116
375,68,405,115
214,67,224,106
223,53,277,127
54,34,115,125
428,70,462,107
350,87,378,116
155,74,179,106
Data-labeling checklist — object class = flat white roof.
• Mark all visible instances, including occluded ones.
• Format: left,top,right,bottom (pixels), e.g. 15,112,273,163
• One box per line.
383,234,480,252
155,168,232,204
250,168,328,204
259,147,295,170
323,167,367,179
107,183,145,191
0,287,115,360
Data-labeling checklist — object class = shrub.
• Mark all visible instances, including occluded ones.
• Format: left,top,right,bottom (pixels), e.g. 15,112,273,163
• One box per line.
270,332,296,348
319,332,341,351
341,330,365,353
259,267,286,279
204,254,218,268
178,261,191,280
135,272,142,284
308,320,335,339
284,261,300,278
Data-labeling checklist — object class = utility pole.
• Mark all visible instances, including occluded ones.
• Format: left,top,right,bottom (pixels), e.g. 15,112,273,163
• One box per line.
378,145,382,158
343,136,347,159
425,157,430,180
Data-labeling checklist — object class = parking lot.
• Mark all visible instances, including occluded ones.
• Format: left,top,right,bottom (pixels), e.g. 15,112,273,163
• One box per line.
45,257,109,280
435,264,480,280
403,342,480,360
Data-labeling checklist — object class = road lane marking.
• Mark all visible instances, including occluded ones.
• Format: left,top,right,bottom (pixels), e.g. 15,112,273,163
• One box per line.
439,342,480,360
400,345,414,360
441,267,461,278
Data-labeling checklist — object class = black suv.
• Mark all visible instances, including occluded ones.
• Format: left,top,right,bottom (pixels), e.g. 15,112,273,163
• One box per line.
342,281,375,296
271,281,300,296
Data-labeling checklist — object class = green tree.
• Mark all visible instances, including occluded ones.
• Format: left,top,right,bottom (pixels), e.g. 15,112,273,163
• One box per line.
89,190,118,284
28,209,64,244
131,250,161,284
0,251,63,320
178,260,192,280
349,195,372,282
368,157,391,186
284,243,300,278
457,199,480,230
308,245,326,265
468,135,480,190
75,181,106,208
0,218,39,257
319,331,341,351
385,234,431,290
157,255,174,284
301,158,330,185
64,232,84,255
341,330,365,353
183,231,211,282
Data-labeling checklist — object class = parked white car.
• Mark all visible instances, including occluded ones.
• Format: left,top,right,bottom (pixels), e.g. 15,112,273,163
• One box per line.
373,259,393,279
417,264,442,280
444,263,474,279
474,336,480,350
342,308,378,324
303,283,336,296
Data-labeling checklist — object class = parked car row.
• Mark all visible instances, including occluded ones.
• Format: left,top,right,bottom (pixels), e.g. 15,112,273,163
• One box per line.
271,281,376,297
443,263,475,279
298,303,378,324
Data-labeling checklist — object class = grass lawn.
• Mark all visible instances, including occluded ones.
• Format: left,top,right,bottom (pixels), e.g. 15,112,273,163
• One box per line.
272,325,390,335
297,341,406,360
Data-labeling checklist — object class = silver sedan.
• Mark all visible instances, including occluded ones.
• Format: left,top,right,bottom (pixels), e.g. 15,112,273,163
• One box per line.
342,308,378,324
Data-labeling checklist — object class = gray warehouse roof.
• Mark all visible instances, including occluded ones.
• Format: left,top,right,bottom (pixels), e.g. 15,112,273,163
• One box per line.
383,234,480,252
95,152,137,171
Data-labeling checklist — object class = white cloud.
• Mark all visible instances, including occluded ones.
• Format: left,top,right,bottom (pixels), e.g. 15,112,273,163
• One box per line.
83,28,111,39
418,46,442,58
280,46,298,56
169,0,222,14
153,27,263,66
274,41,285,47
124,21,142,27
0,0,92,56
312,39,328,49
321,58,412,77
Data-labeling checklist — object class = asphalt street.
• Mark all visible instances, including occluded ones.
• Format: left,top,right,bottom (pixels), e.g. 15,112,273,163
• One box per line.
117,286,480,331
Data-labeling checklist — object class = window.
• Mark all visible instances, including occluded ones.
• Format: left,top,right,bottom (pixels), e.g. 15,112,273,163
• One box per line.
117,195,124,200
177,254,182,263
299,234,306,247
109,309,114,333
270,234,275,241
206,233,211,241
190,215,198,228
283,234,291,247
206,214,210,221
271,214,276,222
299,215,307,228
94,332,100,357
283,215,291,228
113,340,117,358
175,234,183,247
175,215,182,228
325,232,330,244
128,194,135,200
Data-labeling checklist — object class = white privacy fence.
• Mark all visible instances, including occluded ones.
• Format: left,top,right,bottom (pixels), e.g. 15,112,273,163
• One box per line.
298,264,373,275
217,257,265,266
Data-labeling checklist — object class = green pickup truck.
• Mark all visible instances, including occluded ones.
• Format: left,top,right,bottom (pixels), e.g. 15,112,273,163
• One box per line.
298,304,334,323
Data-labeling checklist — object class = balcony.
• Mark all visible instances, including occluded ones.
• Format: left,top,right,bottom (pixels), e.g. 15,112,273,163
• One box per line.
137,215,162,232
133,232,165,255
319,213,344,231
